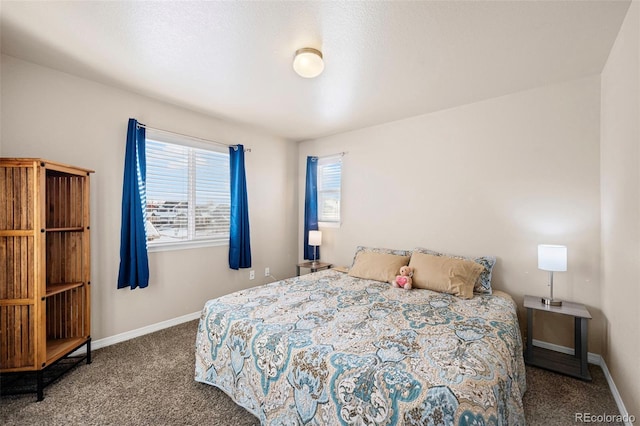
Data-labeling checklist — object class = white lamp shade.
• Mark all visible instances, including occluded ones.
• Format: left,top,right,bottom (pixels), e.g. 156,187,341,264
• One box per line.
538,244,567,272
308,230,322,246
293,48,324,78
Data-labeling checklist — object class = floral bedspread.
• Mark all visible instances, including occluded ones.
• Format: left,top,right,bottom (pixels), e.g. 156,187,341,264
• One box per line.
195,269,526,425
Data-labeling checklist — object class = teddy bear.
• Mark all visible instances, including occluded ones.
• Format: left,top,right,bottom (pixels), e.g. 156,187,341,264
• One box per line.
392,265,413,290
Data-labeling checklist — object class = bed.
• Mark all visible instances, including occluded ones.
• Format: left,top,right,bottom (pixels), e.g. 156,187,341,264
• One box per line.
195,253,526,425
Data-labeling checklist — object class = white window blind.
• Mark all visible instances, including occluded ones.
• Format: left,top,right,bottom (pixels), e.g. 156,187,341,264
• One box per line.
146,137,230,248
317,156,342,223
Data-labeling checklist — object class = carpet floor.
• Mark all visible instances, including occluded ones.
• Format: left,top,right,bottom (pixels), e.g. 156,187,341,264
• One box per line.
0,320,622,425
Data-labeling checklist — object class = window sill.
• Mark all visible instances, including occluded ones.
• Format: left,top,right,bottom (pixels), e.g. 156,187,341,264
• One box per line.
319,221,341,228
148,239,228,253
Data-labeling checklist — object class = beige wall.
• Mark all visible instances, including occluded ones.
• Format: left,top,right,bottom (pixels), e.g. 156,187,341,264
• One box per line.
601,0,640,418
0,55,299,340
299,76,603,353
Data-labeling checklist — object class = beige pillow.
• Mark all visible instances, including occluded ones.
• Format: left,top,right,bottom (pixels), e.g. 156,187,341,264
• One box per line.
348,251,410,283
409,252,485,299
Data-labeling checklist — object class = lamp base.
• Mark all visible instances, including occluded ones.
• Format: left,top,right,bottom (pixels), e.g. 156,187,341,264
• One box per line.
541,297,562,307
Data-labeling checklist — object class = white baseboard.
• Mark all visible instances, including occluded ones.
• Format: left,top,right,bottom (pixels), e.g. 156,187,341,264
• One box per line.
597,356,634,426
531,338,600,364
532,339,632,425
72,310,201,355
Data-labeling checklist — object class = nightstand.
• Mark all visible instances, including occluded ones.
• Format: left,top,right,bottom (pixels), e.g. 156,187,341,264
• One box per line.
296,261,332,276
524,295,592,381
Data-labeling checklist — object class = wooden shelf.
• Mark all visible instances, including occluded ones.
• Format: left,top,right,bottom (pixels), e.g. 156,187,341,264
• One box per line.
46,282,84,297
0,230,33,237
525,346,592,381
523,295,592,319
46,337,88,365
46,227,84,232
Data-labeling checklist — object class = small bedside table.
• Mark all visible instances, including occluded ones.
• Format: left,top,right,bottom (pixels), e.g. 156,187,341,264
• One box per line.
296,261,332,276
524,295,592,381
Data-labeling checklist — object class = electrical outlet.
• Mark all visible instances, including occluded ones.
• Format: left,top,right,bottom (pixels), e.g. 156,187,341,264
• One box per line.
265,267,270,277
249,270,255,280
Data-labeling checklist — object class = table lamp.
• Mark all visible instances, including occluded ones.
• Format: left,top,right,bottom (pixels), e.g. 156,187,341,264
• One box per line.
538,244,567,306
309,230,322,266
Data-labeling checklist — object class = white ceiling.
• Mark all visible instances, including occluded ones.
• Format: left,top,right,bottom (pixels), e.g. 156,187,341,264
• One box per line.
1,1,631,142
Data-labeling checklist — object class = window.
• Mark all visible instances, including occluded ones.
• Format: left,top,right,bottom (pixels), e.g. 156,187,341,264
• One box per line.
317,155,342,224
145,134,230,249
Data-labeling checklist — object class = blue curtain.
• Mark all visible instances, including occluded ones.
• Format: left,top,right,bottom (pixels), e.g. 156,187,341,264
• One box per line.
229,145,252,269
303,156,319,260
117,118,149,289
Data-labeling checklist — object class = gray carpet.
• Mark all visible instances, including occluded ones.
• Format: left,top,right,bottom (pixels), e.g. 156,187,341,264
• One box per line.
0,320,622,425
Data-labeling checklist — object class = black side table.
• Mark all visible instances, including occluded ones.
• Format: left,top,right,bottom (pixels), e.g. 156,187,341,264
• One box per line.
524,295,592,381
296,261,332,276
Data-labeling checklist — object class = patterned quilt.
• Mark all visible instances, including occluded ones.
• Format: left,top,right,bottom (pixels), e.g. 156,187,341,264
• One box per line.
195,269,526,425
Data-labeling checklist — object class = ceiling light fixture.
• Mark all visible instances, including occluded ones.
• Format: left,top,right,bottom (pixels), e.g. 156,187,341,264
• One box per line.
293,48,324,78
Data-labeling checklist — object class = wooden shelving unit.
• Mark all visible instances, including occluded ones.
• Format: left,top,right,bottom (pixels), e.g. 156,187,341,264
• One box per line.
0,158,94,400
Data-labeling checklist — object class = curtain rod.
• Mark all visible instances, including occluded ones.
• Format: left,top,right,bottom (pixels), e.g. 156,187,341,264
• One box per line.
312,152,347,160
136,122,251,152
